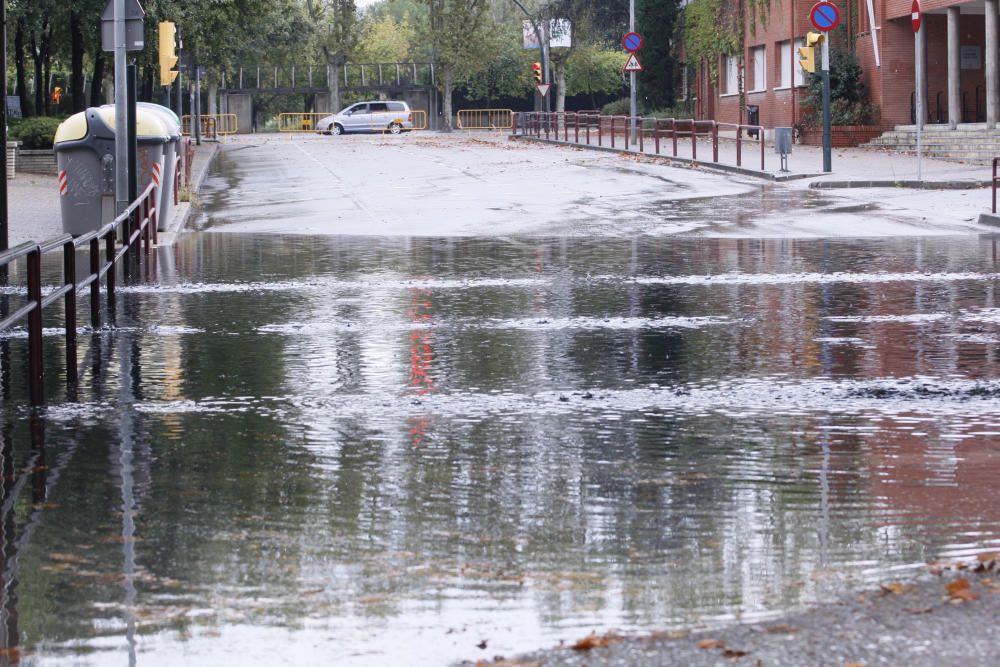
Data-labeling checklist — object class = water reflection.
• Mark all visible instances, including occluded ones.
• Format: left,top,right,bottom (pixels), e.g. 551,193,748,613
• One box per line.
2,234,1000,664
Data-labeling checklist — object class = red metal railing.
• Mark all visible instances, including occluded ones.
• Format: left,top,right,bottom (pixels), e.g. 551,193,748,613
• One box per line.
517,111,766,173
0,182,158,405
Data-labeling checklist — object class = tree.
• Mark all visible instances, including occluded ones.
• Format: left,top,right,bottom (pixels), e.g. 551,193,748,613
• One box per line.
419,0,497,132
352,11,416,63
306,0,359,113
636,0,681,110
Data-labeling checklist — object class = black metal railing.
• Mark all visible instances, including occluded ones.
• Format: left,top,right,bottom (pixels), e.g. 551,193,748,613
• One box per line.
0,183,158,405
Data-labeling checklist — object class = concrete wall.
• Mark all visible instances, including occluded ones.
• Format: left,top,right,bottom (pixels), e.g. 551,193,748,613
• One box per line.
221,93,254,134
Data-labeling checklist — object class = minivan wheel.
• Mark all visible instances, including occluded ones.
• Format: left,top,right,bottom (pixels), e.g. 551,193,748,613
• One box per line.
388,122,402,135
332,124,344,135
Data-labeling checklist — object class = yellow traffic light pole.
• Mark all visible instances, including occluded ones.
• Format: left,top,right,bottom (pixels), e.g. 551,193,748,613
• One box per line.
798,31,831,172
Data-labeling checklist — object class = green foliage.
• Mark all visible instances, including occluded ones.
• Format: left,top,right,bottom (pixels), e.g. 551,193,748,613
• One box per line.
463,33,533,103
353,11,417,62
9,117,64,149
600,98,631,115
565,44,628,98
802,48,880,127
637,0,681,108
681,0,771,83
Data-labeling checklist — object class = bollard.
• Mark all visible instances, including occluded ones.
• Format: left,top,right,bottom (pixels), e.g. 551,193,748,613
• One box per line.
27,247,44,405
63,240,78,386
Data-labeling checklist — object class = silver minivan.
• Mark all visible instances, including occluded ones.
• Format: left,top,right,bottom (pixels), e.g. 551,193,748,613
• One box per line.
317,101,413,135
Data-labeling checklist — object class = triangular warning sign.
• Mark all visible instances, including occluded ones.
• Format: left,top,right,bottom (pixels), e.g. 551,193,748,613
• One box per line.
537,83,551,97
623,53,643,72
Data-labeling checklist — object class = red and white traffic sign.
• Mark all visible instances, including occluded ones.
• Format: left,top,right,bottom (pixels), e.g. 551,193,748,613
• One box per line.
911,0,922,33
809,1,841,32
536,83,551,97
623,53,643,73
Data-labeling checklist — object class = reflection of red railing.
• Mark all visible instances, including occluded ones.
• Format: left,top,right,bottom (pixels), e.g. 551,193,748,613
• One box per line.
408,287,436,447
517,112,766,172
0,183,158,404
184,139,194,188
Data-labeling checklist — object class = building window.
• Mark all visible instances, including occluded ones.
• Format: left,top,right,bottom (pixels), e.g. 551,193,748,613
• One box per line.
777,40,807,88
749,45,766,92
723,54,741,95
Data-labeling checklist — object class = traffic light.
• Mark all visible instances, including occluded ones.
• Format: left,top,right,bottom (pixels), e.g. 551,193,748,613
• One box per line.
159,21,179,86
532,62,542,84
798,31,823,73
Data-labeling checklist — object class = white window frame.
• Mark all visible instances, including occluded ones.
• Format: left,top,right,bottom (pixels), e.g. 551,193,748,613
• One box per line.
722,54,741,97
749,45,766,93
775,39,807,90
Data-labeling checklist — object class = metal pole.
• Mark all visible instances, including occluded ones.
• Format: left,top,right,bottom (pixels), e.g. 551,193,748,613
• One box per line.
629,0,637,145
1,0,8,262
114,0,129,215
916,20,925,180
194,55,202,145
821,37,832,173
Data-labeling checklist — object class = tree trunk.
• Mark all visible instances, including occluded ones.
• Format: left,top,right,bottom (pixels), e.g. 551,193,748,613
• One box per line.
324,51,343,112
70,11,86,111
555,59,566,114
14,19,32,117
90,47,106,108
208,82,218,115
142,65,154,102
31,32,44,116
441,67,454,132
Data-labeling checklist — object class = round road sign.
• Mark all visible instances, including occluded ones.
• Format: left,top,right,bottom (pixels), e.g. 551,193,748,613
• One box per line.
911,0,922,33
622,32,643,53
809,1,841,32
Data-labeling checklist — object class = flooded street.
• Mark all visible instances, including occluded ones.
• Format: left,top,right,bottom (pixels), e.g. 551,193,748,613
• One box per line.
5,137,1000,665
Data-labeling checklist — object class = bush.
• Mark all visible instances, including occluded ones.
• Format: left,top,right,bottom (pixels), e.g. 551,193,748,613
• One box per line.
802,49,879,127
601,97,632,116
9,116,64,149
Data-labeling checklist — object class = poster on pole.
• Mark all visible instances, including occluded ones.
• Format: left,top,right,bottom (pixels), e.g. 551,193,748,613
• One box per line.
522,20,572,49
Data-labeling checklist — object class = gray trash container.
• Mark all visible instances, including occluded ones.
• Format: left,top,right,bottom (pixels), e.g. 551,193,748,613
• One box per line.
54,109,118,235
138,102,181,231
55,106,170,236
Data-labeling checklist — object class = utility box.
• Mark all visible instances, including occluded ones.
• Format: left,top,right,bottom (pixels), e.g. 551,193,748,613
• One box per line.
774,127,793,155
774,127,793,172
101,0,146,52
746,105,760,139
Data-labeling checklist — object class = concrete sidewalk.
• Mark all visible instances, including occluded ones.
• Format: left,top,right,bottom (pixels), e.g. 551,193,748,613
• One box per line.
4,140,219,249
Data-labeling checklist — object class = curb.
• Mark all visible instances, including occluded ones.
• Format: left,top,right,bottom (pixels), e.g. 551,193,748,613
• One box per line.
811,179,992,190
156,141,221,247
979,212,1000,227
509,135,816,182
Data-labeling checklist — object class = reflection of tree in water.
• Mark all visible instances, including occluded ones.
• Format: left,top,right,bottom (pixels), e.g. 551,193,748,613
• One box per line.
408,287,437,448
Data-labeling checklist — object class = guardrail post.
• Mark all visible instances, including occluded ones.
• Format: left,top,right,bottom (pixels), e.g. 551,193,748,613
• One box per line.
994,157,999,213
90,238,100,327
105,230,116,322
713,122,719,162
672,120,678,156
27,247,44,405
575,113,579,143
655,119,660,155
737,126,743,167
611,116,615,149
760,128,765,171
692,122,697,161
63,240,78,387
638,117,644,153
598,115,602,146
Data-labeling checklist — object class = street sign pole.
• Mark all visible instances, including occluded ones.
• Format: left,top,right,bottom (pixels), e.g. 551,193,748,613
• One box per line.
114,0,129,215
822,37,831,172
914,1,924,181
629,0,637,145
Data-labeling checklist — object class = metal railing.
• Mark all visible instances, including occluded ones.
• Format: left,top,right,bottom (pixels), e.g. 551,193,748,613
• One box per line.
516,112,766,172
0,183,159,405
220,63,436,91
457,109,513,130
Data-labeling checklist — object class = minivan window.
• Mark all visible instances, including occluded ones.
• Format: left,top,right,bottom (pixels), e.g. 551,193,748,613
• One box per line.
346,104,366,114
388,102,405,111
369,103,388,112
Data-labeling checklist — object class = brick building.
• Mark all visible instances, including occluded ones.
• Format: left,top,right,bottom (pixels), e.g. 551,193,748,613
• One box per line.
693,0,1000,133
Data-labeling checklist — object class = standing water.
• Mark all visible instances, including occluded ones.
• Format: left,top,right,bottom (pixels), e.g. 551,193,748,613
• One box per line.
4,141,1000,665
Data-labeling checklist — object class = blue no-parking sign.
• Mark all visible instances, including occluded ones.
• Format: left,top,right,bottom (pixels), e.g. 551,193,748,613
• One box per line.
809,1,840,32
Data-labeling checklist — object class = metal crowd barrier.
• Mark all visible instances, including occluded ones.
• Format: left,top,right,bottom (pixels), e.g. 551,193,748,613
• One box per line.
278,113,331,132
516,112,766,172
457,109,513,131
0,183,159,405
181,114,237,136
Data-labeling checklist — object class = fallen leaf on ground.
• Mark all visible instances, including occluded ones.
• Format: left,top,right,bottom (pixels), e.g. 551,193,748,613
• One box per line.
571,632,621,651
946,578,980,602
904,607,934,614
975,553,998,572
476,640,488,650
879,582,908,595
723,648,748,658
698,639,725,649
766,624,798,634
